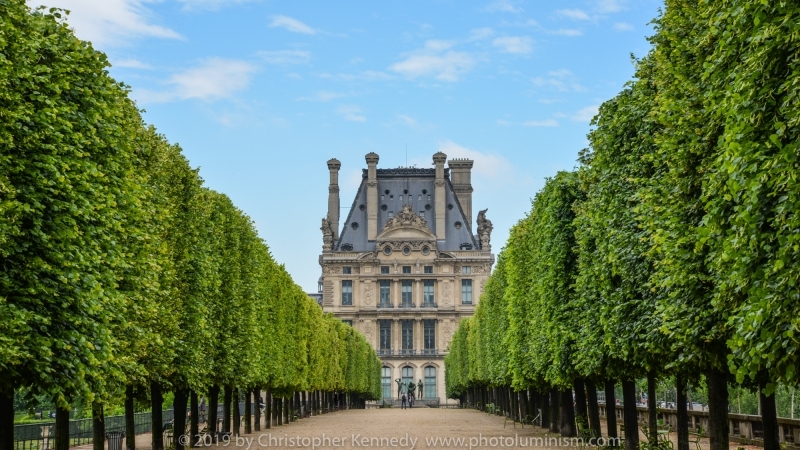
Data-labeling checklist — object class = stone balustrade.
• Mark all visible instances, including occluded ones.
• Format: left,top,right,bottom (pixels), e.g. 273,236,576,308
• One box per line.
598,403,800,448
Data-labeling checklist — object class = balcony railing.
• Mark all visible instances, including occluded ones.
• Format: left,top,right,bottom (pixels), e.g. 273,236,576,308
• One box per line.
398,302,415,309
421,349,438,355
377,349,442,357
378,302,393,308
398,349,416,356
421,302,438,308
378,349,393,356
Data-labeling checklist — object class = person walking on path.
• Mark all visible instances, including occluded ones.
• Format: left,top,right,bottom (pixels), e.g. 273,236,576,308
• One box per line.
409,393,414,408
401,393,407,409
199,397,207,423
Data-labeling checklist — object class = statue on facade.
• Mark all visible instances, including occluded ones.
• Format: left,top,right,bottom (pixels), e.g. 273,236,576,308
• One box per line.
383,204,427,230
395,378,403,398
417,380,424,399
476,209,493,251
321,217,334,251
407,381,416,397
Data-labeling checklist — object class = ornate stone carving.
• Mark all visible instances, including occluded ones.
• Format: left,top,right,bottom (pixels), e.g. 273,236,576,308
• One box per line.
443,320,453,348
363,281,373,306
477,209,493,251
321,217,334,251
322,265,338,275
383,205,428,231
441,281,451,306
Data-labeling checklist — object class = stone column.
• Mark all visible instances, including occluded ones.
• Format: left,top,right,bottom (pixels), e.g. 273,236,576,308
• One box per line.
366,153,379,240
414,278,421,307
392,318,400,353
433,152,447,240
327,159,341,241
392,278,400,307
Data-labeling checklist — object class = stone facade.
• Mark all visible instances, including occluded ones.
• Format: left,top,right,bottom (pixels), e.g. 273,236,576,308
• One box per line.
319,152,494,403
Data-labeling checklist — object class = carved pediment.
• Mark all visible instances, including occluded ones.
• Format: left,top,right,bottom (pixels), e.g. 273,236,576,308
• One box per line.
376,205,436,241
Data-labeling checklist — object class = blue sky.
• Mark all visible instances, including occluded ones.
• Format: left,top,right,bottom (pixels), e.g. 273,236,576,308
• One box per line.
32,0,662,291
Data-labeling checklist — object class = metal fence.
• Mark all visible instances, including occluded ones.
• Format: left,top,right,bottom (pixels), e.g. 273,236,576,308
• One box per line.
14,402,256,450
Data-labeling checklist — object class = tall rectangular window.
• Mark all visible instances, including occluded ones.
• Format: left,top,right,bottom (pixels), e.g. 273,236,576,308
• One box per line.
461,279,473,304
382,367,392,400
342,266,352,274
381,266,390,274
341,280,353,306
402,266,411,274
401,280,413,306
424,266,434,274
379,320,392,350
401,319,414,350
423,280,435,306
379,280,391,307
424,367,436,398
462,266,471,274
424,319,436,350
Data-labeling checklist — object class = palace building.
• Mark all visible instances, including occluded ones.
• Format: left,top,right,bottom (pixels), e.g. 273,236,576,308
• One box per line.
319,152,495,403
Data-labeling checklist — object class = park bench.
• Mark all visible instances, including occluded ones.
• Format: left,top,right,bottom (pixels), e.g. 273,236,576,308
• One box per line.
688,426,703,450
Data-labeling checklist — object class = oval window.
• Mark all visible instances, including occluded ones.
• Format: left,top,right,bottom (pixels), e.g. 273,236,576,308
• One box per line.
351,222,359,230
403,246,411,255
421,246,430,255
383,247,392,256
454,221,462,229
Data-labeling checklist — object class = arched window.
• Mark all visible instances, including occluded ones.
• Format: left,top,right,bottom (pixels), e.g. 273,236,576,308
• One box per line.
402,366,413,392
424,366,436,398
381,367,392,399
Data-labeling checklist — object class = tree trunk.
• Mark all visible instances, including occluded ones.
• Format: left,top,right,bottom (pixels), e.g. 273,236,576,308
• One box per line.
0,389,12,450
223,385,232,433
549,389,560,433
254,388,261,431
560,389,576,437
92,402,104,450
151,382,164,450
574,379,588,430
586,380,601,438
208,385,220,436
605,380,618,446
232,388,240,435
760,381,780,450
55,406,70,450
677,375,689,450
541,389,551,429
265,388,272,429
173,388,188,450
190,391,199,447
622,380,639,450
125,386,135,450
647,371,658,444
706,367,729,450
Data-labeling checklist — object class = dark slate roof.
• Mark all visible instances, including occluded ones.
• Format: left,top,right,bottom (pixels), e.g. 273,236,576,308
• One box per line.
336,168,478,252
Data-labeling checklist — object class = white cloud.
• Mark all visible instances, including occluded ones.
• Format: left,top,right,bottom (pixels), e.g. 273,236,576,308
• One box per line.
257,50,311,64
316,71,394,81
397,115,419,127
550,28,583,36
523,119,559,127
436,141,513,179
136,58,256,103
297,91,347,102
336,105,366,122
390,49,476,82
531,69,587,92
492,36,533,54
596,0,626,13
468,27,495,41
113,58,152,69
28,0,181,47
177,0,250,11
613,22,634,31
269,15,316,34
485,0,523,13
573,105,599,122
556,8,591,20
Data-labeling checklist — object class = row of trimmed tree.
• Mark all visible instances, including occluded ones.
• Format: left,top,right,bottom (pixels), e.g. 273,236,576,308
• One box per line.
0,2,381,450
445,2,800,450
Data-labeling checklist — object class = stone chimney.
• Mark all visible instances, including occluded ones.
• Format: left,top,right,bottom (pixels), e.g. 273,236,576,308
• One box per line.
365,152,379,240
433,152,447,241
448,158,474,227
327,158,341,240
